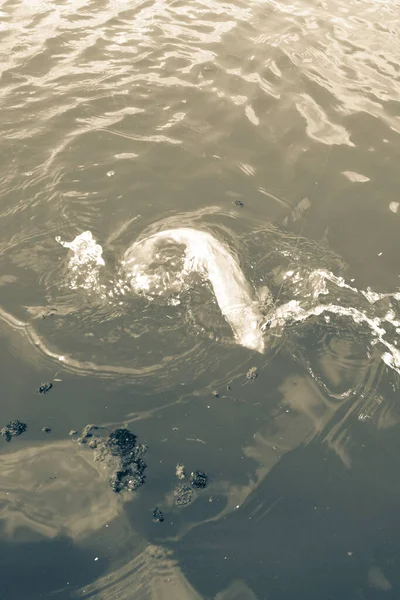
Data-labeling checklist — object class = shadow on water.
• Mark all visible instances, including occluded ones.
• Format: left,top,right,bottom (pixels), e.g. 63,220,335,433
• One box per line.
0,534,105,600
0,435,145,599
165,435,400,600
2,422,400,600
69,352,400,599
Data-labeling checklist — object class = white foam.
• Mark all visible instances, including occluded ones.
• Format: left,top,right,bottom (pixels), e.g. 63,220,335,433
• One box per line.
263,297,400,374
56,231,106,296
56,231,105,267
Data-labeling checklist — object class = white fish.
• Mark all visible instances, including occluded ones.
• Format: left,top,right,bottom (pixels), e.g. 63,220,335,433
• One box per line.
124,228,266,352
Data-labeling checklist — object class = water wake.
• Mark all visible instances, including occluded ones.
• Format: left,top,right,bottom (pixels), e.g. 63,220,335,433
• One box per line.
53,227,400,377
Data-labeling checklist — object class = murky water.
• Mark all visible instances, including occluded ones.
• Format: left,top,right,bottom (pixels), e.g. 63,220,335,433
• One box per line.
1,0,400,598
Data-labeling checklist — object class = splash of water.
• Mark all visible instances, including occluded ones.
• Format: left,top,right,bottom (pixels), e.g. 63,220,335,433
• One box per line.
56,231,105,296
54,228,400,374
263,271,400,374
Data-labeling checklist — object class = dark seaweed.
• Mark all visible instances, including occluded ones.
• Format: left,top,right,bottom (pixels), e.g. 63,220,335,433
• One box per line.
37,382,53,394
172,469,208,508
174,484,194,506
76,425,147,493
152,507,164,523
1,420,27,442
190,470,208,489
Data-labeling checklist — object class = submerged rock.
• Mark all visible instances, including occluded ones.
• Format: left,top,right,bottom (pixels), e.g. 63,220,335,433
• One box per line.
75,425,147,493
1,420,27,442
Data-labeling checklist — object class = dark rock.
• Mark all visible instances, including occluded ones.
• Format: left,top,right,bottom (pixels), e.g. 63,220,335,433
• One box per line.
1,420,27,442
174,484,194,507
246,366,258,380
76,425,147,494
233,199,244,207
190,470,207,489
37,381,53,394
152,507,164,523
42,426,51,433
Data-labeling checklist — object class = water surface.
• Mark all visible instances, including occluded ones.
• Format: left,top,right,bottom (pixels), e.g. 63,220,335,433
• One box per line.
1,0,400,598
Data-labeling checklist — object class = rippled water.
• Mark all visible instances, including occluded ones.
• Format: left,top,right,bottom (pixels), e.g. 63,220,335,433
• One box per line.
1,0,400,598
